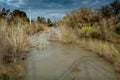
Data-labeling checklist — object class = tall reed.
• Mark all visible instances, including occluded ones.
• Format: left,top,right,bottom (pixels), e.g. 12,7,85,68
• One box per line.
0,21,28,63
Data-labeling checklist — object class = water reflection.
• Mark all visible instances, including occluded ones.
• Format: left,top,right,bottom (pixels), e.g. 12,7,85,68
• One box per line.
26,42,119,80
25,31,120,80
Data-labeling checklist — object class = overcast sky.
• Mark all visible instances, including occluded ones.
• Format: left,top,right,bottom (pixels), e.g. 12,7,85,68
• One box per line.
0,0,113,20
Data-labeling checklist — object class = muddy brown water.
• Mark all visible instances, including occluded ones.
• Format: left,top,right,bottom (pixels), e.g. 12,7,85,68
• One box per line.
25,31,120,80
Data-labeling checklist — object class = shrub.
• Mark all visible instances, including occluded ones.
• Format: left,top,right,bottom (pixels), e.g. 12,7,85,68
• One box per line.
35,23,41,33
115,25,120,35
0,22,28,63
77,26,94,37
79,39,119,63
0,63,25,80
62,28,75,43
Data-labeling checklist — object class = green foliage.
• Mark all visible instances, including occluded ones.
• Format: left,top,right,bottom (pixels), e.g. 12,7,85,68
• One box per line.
100,0,120,18
10,9,29,22
47,18,54,27
110,1,120,16
48,23,54,27
0,8,29,23
36,25,41,32
100,6,112,18
91,31,101,39
37,16,46,23
10,9,27,18
0,73,9,80
47,18,51,24
115,25,120,35
0,8,10,19
59,1,120,43
62,29,74,43
78,26,94,37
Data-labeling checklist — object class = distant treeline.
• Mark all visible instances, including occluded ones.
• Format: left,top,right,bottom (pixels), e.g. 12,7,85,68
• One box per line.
0,8,54,27
0,8,29,23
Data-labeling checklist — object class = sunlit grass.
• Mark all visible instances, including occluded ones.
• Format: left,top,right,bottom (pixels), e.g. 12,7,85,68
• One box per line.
0,24,28,63
80,39,118,61
0,20,29,79
79,38,120,72
61,28,75,43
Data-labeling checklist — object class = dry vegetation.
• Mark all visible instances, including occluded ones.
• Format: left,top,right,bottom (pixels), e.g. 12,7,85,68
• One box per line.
57,1,120,73
0,19,30,80
0,8,47,79
0,20,28,63
61,28,75,43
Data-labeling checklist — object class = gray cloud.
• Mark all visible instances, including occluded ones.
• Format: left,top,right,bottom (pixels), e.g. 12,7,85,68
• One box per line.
0,0,113,20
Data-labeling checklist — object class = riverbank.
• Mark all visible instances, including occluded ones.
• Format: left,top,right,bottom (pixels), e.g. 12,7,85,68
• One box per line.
63,30,120,73
47,26,120,73
55,1,120,74
26,32,120,80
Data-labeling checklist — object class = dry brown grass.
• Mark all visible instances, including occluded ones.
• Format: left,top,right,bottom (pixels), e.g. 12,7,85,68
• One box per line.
61,27,76,43
79,39,119,62
0,19,31,80
0,20,28,63
0,20,29,80
114,57,120,73
79,38,120,72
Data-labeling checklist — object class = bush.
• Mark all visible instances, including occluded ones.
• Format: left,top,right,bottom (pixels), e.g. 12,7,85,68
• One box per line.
0,21,28,63
77,26,94,37
115,25,120,35
79,39,119,63
0,21,28,80
62,28,75,43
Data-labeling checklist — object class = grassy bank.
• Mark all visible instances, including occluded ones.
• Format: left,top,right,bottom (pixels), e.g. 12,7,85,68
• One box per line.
60,26,120,73
56,0,120,73
0,20,29,80
0,21,28,63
